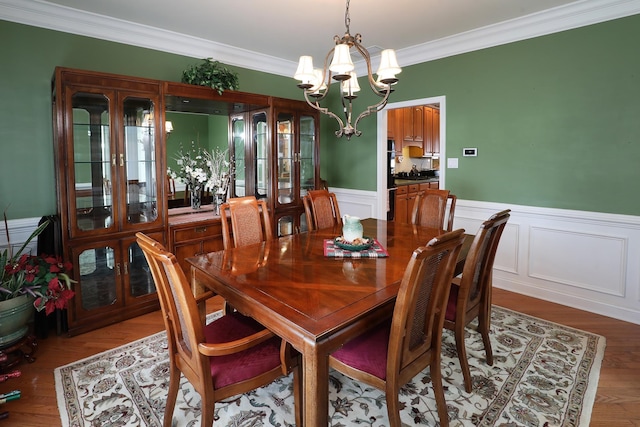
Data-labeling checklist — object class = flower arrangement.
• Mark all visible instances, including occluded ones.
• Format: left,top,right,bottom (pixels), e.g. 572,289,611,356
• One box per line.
203,147,235,199
167,141,209,192
1,216,76,315
168,143,235,210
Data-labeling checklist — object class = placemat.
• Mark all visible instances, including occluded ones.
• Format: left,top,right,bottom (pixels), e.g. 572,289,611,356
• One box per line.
324,239,389,258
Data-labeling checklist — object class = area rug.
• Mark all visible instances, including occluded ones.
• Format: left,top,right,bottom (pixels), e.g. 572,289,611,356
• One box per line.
54,306,605,426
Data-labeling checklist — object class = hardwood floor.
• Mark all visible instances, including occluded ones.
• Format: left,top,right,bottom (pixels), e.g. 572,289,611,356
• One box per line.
2,290,639,426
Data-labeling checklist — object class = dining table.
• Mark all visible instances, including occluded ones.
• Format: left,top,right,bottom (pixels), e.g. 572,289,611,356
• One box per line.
187,218,471,426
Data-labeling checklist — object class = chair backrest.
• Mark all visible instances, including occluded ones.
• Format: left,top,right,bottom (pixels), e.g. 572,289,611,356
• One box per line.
445,194,457,232
166,175,176,198
388,228,466,378
410,188,451,230
220,196,273,249
457,209,510,311
303,189,342,231
135,232,210,389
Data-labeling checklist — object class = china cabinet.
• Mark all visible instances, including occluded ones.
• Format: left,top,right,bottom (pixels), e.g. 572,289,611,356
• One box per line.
53,67,165,335
271,99,319,236
51,68,321,334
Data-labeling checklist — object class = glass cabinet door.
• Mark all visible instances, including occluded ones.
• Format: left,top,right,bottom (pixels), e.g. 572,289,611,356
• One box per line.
231,115,245,197
70,91,116,235
123,237,156,303
122,95,159,227
72,242,122,316
299,114,316,198
253,112,269,199
276,112,295,205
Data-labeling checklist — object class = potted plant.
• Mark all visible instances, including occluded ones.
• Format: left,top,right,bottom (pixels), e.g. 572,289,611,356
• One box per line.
1,215,75,345
181,58,239,94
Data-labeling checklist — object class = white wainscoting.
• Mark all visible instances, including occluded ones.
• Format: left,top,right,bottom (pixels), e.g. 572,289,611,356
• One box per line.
331,187,640,326
6,193,640,326
0,216,41,255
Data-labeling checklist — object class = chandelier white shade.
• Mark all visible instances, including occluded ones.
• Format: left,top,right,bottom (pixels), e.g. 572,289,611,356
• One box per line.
294,0,401,139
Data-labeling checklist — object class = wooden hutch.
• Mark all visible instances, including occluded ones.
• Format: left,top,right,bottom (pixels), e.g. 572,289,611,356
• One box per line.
53,67,320,335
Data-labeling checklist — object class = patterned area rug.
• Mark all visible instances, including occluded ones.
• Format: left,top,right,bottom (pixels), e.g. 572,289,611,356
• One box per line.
54,306,605,426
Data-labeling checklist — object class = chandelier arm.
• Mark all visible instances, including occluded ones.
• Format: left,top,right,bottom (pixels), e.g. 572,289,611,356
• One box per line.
302,90,346,138
352,85,392,135
352,41,388,97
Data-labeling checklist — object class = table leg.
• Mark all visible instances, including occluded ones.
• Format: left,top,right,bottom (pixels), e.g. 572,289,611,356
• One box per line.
303,345,329,426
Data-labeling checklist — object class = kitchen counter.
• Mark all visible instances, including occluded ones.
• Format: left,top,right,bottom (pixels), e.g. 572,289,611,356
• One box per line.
394,177,440,186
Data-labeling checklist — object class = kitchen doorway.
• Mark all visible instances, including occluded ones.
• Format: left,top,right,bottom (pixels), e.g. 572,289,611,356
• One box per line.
376,96,446,220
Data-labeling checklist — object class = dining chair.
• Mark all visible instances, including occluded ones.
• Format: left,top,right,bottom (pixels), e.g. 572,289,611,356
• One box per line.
220,196,273,250
166,175,176,199
444,209,510,393
302,189,342,231
411,188,452,230
135,232,301,427
329,228,466,427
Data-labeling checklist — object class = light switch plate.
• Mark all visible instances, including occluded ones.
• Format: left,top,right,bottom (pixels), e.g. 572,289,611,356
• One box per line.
448,158,459,168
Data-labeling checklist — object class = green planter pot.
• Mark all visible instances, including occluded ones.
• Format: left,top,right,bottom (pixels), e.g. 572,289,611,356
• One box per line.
0,295,35,347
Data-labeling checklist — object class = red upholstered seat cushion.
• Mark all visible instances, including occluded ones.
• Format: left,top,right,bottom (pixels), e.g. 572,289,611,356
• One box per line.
331,319,391,380
445,283,460,321
204,312,282,389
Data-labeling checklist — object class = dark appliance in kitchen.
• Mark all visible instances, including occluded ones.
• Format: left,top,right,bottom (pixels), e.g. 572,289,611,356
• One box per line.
387,139,396,220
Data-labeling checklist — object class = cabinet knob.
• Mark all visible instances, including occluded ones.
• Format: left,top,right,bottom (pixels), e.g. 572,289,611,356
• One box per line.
195,226,207,233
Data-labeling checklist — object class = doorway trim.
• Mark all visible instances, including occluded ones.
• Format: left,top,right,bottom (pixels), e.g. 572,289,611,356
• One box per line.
376,96,446,219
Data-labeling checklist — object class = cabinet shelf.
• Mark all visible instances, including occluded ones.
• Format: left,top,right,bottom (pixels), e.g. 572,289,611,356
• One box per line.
53,67,163,336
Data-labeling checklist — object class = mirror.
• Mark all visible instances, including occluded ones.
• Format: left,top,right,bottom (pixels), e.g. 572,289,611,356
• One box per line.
164,88,269,210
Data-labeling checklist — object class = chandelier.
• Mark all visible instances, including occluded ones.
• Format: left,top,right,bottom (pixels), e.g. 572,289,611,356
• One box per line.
293,0,401,140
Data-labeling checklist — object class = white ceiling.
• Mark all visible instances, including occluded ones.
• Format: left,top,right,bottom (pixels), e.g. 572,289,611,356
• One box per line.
2,0,639,76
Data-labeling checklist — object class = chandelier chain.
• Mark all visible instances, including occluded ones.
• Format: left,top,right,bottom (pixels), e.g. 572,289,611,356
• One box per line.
345,0,351,34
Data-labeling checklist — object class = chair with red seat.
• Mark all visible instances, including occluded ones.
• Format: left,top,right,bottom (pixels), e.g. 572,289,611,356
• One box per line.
329,228,466,427
302,189,342,231
136,232,300,427
443,209,510,392
220,196,273,250
411,188,454,230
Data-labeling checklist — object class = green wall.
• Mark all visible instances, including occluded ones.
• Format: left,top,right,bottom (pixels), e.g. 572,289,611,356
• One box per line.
1,14,640,219
0,20,299,219
322,14,640,217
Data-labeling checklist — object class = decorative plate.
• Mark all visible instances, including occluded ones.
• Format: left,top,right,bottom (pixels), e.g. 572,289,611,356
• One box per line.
334,236,374,251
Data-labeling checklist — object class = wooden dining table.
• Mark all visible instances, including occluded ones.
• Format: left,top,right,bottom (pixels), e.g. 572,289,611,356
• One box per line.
187,218,471,426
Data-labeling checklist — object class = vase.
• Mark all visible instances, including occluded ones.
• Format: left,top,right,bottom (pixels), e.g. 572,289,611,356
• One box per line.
342,215,363,242
213,191,226,215
0,295,35,348
190,185,202,210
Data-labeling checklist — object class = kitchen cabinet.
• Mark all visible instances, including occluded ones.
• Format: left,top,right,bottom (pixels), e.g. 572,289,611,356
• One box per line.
394,184,420,224
271,98,319,236
53,67,164,335
432,108,440,154
387,108,401,143
402,106,424,147
423,106,440,156
394,182,440,223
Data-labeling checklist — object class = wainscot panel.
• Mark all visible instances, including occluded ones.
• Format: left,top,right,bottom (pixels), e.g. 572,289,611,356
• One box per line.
333,188,640,326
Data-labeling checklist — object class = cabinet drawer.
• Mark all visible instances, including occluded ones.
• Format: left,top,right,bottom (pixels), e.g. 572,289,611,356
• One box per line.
408,184,420,193
173,223,222,242
396,186,408,195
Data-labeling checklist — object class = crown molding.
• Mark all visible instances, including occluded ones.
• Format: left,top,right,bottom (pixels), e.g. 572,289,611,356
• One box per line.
397,0,640,66
1,0,639,77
